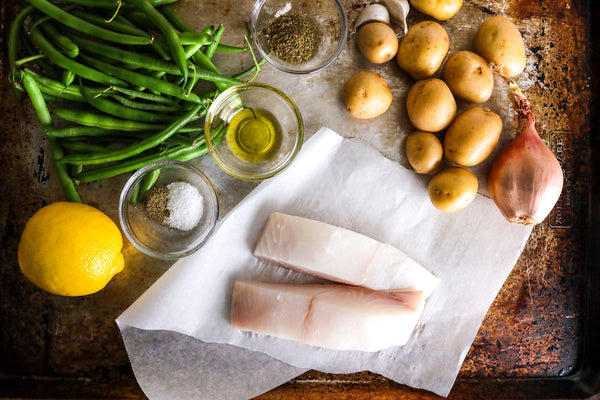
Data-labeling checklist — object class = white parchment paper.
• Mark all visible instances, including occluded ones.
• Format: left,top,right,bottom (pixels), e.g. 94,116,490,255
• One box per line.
117,127,532,398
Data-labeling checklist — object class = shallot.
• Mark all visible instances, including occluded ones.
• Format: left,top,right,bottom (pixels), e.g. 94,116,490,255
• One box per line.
488,70,563,225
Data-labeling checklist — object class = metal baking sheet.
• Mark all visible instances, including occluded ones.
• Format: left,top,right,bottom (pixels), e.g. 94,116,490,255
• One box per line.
0,0,599,398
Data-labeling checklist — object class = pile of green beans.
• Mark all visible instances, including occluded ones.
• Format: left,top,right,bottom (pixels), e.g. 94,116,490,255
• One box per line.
9,0,262,203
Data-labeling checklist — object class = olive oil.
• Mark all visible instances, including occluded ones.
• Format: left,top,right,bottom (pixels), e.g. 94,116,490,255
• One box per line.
225,107,282,162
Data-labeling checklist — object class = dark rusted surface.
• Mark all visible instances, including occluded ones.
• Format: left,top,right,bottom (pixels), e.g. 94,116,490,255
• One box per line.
1,0,599,399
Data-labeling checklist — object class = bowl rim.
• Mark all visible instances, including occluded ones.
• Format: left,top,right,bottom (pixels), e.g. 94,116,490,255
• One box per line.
250,0,348,74
204,82,304,181
118,160,219,260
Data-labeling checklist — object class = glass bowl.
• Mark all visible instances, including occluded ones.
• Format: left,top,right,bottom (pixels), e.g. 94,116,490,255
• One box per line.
204,82,304,180
119,160,219,260
250,0,348,74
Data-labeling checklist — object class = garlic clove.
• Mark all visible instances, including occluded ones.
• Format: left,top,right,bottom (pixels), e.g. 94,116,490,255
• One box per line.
380,0,410,35
354,4,390,30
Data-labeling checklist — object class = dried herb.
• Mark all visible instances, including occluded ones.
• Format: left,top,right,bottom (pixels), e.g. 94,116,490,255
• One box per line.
265,14,321,64
145,185,170,225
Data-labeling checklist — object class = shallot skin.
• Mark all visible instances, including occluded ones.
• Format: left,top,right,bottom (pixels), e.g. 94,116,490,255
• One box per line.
488,112,563,225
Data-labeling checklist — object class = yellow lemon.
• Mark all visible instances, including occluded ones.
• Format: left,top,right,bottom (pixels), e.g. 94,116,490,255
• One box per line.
18,202,125,296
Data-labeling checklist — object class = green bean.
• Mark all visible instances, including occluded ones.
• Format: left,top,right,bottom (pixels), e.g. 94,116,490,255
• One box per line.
80,84,175,123
72,36,243,87
177,31,214,46
46,126,120,138
26,0,152,45
136,169,161,204
204,24,224,60
129,183,141,204
39,21,79,58
75,143,206,182
61,141,110,153
71,10,170,60
57,0,177,7
19,24,61,80
108,85,177,105
28,26,128,86
24,69,85,101
22,72,54,130
78,54,202,104
127,0,187,82
158,5,193,32
54,109,164,131
48,138,82,202
60,103,202,165
110,94,180,112
9,5,35,81
215,43,248,53
14,54,46,68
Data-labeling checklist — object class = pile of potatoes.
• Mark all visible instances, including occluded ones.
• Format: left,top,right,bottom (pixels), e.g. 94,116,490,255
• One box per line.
341,1,526,213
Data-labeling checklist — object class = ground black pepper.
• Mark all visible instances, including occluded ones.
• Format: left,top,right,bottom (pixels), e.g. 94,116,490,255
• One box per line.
265,14,321,64
145,185,170,225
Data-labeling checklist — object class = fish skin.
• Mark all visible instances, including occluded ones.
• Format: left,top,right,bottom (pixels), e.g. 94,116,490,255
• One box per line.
253,212,440,297
231,280,426,352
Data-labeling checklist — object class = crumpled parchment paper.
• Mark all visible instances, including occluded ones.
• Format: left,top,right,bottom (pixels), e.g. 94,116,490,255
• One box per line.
117,127,532,398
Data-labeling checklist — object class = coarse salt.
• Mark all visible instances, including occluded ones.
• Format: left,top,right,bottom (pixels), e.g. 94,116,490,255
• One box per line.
165,181,203,231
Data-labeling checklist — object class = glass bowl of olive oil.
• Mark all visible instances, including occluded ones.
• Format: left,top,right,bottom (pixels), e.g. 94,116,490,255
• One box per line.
250,0,348,74
204,83,304,180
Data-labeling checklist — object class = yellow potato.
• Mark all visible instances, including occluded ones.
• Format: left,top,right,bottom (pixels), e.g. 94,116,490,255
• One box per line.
473,16,526,77
397,21,449,80
443,106,502,166
357,22,399,64
442,51,494,103
342,71,392,119
409,0,463,20
406,131,443,174
406,78,456,132
428,167,478,212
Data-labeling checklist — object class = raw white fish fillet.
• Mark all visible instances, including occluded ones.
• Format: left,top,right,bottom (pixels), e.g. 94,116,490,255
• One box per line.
253,212,440,297
231,280,426,352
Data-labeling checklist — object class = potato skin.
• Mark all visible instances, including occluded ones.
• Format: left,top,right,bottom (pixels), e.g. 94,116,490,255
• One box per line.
342,71,392,119
442,51,494,103
406,131,443,174
406,78,456,132
409,0,463,20
428,167,478,212
473,16,526,77
397,21,449,80
443,106,502,166
357,22,399,64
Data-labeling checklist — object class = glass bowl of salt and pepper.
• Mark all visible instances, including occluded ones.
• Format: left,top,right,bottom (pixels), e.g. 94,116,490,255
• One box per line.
119,160,219,260
250,0,348,74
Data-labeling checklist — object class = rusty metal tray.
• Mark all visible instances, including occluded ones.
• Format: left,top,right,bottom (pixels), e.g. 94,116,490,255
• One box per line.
1,0,600,398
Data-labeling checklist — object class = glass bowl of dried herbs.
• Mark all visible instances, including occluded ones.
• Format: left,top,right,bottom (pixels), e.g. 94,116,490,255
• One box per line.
119,160,219,260
250,0,348,74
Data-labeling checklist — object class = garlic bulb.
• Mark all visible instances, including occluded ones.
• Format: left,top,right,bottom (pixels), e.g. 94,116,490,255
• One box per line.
380,0,410,35
354,4,390,30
